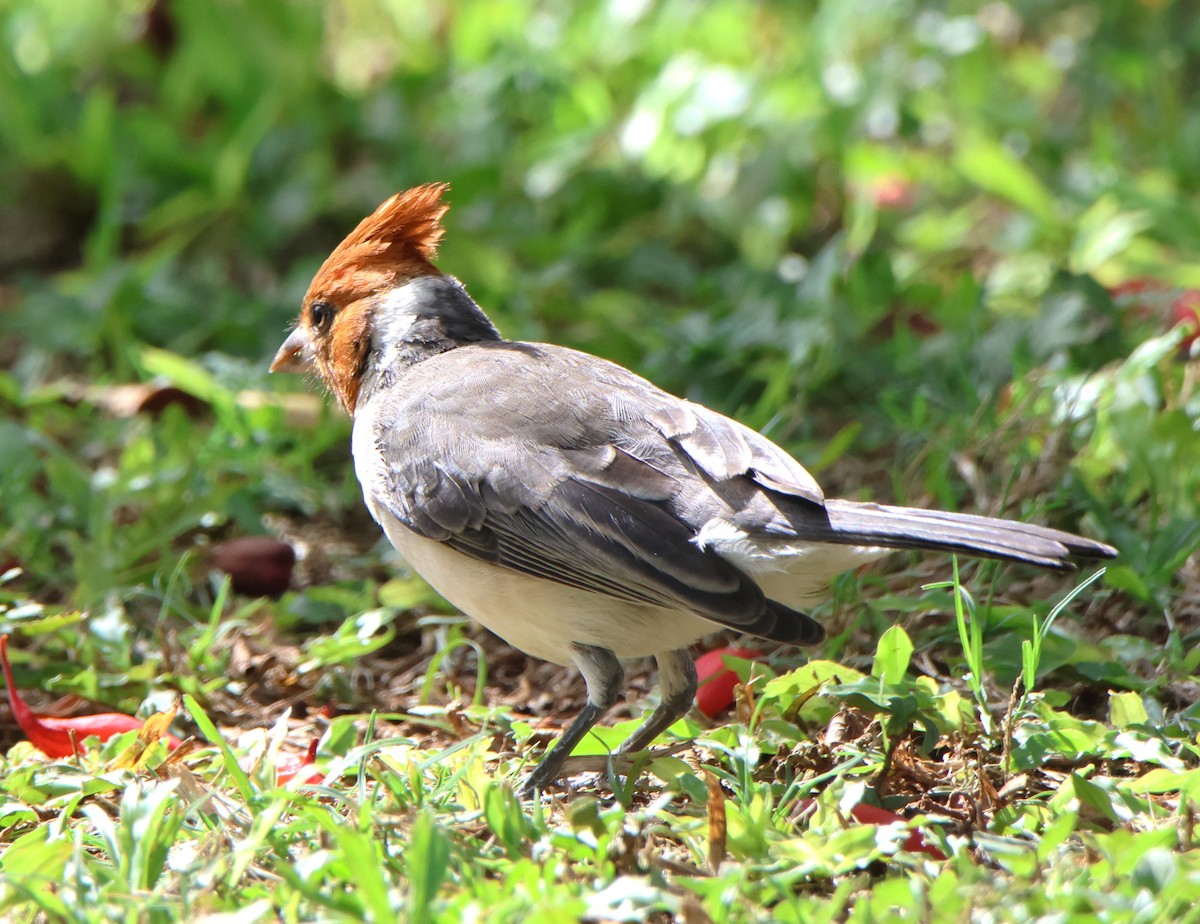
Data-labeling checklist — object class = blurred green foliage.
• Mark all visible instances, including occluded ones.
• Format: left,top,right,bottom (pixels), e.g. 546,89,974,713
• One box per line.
3,0,1197,398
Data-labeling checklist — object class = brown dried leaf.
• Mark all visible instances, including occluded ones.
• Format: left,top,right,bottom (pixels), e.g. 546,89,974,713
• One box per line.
733,678,755,727
90,383,208,418
110,702,179,770
704,768,727,873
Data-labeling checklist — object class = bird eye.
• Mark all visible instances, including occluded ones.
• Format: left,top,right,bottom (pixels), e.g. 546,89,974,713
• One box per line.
309,300,334,331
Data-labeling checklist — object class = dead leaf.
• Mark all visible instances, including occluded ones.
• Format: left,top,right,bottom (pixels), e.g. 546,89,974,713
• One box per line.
111,702,180,770
704,768,727,873
89,383,208,418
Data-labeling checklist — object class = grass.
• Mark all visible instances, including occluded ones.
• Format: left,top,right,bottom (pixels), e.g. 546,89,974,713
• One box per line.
1,0,1199,920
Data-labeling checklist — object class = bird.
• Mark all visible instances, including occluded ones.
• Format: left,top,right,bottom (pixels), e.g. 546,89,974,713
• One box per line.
270,183,1117,794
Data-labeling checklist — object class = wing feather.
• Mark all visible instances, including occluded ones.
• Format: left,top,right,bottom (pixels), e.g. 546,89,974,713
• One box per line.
372,433,821,643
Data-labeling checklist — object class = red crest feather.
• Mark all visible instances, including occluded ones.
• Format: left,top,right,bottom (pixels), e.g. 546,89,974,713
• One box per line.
305,183,450,304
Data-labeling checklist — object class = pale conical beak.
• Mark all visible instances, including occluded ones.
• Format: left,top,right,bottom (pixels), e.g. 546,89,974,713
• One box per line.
270,327,312,373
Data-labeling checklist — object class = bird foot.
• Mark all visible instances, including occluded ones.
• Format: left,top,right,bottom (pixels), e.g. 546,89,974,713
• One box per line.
517,741,694,798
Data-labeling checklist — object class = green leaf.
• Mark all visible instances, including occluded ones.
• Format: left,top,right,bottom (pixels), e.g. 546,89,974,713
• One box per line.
1036,809,1079,860
324,818,393,922
1020,638,1037,692
1049,773,1122,825
184,694,255,803
1103,565,1152,602
136,346,230,405
123,779,184,892
1121,768,1200,800
407,811,452,924
761,660,868,703
0,803,37,830
0,825,72,918
1069,197,1152,273
809,421,862,473
872,625,913,684
300,609,398,671
378,576,449,612
484,783,528,858
955,135,1055,222
1108,691,1150,729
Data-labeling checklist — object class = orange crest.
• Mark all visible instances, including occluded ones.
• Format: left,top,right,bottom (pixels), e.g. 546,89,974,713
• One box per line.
305,183,450,305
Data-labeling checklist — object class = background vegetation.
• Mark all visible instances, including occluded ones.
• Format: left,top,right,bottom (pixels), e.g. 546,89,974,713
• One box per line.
1,0,1198,920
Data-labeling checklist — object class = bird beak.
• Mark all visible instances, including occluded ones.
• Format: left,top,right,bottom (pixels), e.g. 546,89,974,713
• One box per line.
270,327,312,373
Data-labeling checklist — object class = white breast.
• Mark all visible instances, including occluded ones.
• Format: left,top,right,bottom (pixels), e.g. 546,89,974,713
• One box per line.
374,519,717,663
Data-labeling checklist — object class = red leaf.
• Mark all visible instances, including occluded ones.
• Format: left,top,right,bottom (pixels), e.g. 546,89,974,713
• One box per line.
1172,290,1200,352
1108,277,1167,320
798,797,947,859
0,634,180,757
869,175,917,211
1108,276,1163,298
276,738,322,785
694,646,764,718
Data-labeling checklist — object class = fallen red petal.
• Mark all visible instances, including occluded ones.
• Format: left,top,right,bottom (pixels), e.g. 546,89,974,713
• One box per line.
798,797,947,859
1172,290,1200,351
276,738,322,785
1108,276,1167,320
1108,277,1163,298
845,801,947,859
1,634,180,757
694,646,764,718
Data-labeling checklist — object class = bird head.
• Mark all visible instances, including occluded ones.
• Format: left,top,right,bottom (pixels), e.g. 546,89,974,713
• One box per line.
271,182,483,414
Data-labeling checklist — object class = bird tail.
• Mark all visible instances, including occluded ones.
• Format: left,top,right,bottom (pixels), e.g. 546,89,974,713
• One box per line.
755,599,827,645
820,500,1116,571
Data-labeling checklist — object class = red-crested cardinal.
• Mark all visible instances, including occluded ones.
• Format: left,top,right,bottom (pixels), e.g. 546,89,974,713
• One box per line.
271,184,1116,793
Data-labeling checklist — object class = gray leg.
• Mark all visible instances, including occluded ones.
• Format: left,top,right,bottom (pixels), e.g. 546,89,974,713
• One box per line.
616,649,697,755
520,643,623,795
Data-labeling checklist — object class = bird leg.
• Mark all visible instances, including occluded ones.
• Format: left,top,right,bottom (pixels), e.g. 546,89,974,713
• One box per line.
520,643,623,795
616,649,697,755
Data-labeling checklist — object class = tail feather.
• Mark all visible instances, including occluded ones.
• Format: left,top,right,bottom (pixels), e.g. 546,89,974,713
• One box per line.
821,500,1117,571
741,598,827,645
